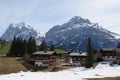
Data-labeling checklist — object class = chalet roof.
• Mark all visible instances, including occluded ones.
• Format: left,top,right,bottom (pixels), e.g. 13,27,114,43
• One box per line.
69,52,87,56
100,48,120,54
32,51,56,55
115,48,120,52
100,48,115,52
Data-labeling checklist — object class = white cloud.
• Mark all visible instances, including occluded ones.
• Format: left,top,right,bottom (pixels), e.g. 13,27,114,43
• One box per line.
0,0,120,35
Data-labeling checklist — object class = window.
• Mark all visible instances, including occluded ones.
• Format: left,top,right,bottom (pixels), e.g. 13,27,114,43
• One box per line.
82,58,86,60
35,64,38,66
39,57,43,59
112,56,115,58
73,58,76,60
45,57,49,60
36,57,39,59
51,56,56,59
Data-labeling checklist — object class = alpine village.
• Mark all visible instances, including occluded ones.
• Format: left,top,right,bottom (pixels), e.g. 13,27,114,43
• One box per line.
0,16,120,80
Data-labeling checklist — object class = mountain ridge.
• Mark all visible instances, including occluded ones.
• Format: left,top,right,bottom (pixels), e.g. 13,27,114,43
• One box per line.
45,16,120,51
1,22,45,45
1,16,120,51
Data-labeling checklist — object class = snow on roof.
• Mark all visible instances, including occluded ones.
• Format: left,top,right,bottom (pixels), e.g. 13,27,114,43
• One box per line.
69,52,87,56
101,48,115,51
101,48,120,52
32,51,55,55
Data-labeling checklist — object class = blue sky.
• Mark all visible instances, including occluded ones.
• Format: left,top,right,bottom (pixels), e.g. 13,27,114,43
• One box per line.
0,0,120,36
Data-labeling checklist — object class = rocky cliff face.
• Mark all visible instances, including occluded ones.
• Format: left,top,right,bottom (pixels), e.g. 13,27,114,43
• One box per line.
45,16,120,51
1,22,45,45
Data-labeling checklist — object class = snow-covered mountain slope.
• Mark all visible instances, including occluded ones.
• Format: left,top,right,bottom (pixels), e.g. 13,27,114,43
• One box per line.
45,16,120,51
0,63,120,80
1,22,45,44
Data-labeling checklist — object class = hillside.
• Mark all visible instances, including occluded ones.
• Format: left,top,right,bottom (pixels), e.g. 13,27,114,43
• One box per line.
0,62,120,80
0,57,27,74
0,43,10,56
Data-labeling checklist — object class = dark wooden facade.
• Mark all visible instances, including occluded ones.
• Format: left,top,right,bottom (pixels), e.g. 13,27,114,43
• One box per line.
33,51,57,66
70,56,87,66
100,48,120,63
69,52,87,66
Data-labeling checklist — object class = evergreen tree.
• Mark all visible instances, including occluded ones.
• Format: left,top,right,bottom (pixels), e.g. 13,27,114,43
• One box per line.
9,37,17,56
117,43,120,48
49,44,55,51
8,37,28,57
16,38,21,56
39,40,47,51
23,40,27,54
27,36,37,55
20,39,27,57
85,37,95,68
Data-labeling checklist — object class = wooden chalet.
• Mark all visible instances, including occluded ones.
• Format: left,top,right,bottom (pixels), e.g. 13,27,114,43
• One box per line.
32,51,57,66
69,52,87,66
100,48,120,64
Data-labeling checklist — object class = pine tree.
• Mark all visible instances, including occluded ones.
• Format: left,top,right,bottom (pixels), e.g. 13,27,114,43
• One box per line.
8,37,28,57
117,43,120,48
85,37,95,68
23,40,27,54
9,37,17,56
39,40,47,51
49,44,55,51
32,37,37,52
27,36,37,55
16,38,20,56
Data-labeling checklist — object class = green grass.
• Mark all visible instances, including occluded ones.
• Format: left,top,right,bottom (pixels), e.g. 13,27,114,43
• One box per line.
55,49,65,53
0,43,10,55
87,77,120,80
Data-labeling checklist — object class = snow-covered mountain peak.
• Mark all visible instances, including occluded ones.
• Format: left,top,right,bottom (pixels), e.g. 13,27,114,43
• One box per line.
58,16,103,30
1,22,44,42
68,16,91,24
13,22,34,30
69,16,82,21
45,16,120,51
50,16,103,33
14,22,25,29
9,23,15,28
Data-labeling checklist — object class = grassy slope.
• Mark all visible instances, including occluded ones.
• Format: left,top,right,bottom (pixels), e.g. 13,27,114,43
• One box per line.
0,57,27,74
0,43,10,55
55,49,65,53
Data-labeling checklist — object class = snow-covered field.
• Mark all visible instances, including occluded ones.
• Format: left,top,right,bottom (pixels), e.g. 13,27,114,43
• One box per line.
0,62,120,80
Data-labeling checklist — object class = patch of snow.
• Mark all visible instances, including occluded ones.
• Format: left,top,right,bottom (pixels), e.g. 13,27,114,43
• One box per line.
16,31,29,37
60,43,63,46
91,23,102,29
15,22,26,29
95,62,110,69
71,41,76,44
26,25,34,30
12,22,34,30
110,33,120,39
0,62,120,80
68,16,82,23
37,32,45,37
76,42,82,49
62,36,66,40
55,22,102,33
